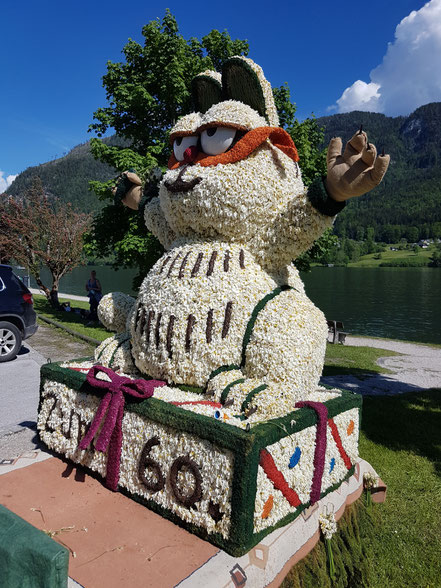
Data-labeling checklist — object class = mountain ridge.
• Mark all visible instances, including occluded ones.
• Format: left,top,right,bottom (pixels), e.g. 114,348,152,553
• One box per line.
6,103,441,242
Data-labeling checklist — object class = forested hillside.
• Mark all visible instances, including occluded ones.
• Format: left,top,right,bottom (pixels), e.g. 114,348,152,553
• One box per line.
6,103,441,242
5,137,121,213
317,103,441,241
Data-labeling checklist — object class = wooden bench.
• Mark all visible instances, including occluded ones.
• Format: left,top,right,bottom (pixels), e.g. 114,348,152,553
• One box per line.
327,320,349,344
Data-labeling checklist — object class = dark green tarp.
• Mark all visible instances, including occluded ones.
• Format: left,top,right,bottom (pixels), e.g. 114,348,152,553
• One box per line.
0,504,69,588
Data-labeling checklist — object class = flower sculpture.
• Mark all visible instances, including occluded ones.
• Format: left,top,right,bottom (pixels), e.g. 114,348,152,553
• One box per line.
37,57,388,558
97,56,389,421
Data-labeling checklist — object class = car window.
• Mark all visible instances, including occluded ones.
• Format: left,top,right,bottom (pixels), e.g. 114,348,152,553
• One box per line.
10,273,27,292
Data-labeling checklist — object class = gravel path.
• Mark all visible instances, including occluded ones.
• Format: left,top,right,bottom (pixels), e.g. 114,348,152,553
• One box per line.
321,336,441,395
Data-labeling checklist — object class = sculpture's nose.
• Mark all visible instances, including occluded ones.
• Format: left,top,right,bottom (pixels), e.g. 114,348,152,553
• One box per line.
183,145,199,164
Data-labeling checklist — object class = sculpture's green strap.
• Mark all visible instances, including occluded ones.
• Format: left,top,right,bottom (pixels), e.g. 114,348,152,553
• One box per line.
241,285,291,367
176,383,205,395
109,337,130,367
206,285,291,395
96,338,110,361
208,364,241,382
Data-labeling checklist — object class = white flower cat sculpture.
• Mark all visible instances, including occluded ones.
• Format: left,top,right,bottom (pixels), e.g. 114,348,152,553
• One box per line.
96,56,389,422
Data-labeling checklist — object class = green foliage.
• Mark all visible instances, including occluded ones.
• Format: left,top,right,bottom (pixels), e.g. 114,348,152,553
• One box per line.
87,10,330,284
89,10,249,164
429,243,441,267
379,258,428,267
273,83,326,186
295,229,339,271
281,500,375,587
86,13,252,286
288,118,327,187
83,203,163,289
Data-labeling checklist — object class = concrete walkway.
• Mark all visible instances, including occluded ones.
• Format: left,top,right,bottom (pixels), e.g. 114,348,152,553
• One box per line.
0,324,95,459
321,336,441,396
30,288,89,302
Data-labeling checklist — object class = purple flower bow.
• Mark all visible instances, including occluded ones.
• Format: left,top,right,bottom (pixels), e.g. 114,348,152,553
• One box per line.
79,365,166,491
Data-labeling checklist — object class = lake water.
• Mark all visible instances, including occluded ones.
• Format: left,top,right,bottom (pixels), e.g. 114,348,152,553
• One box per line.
17,264,441,345
302,267,441,345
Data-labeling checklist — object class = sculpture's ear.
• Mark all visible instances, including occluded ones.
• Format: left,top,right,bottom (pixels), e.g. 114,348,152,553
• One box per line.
222,56,279,126
192,70,222,113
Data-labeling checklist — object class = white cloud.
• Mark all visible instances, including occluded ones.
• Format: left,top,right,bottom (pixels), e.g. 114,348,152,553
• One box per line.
0,172,17,193
337,81,381,113
333,0,441,115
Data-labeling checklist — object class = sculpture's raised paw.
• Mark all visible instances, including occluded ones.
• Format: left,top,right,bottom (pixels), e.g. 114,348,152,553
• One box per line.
325,129,390,201
94,332,138,375
112,170,143,210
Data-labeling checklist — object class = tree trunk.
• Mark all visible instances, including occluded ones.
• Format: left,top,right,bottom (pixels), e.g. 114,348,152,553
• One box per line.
50,276,60,309
50,288,60,308
34,275,51,301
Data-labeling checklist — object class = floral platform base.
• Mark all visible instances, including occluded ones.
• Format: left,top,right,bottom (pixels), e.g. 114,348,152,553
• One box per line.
37,359,362,556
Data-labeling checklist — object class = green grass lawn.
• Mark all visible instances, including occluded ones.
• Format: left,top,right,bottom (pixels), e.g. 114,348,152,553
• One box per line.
33,295,441,585
359,390,441,587
348,244,435,268
34,294,110,342
324,343,441,585
324,343,398,377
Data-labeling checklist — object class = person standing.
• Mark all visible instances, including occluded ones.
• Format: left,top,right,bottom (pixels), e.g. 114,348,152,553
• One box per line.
85,270,102,322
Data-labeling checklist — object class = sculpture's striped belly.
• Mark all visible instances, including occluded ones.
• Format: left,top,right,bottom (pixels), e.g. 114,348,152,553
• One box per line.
131,242,277,386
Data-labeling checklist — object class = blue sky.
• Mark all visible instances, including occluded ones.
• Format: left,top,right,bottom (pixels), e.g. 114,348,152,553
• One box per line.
1,0,438,188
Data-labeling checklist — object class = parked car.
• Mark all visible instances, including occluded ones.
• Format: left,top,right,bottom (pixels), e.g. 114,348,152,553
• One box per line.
0,265,38,362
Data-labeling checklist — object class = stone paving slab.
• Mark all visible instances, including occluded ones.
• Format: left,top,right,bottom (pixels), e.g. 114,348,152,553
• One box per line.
0,451,380,588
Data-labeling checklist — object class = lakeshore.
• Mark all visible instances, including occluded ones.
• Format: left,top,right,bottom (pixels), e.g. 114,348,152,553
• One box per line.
30,290,441,394
28,260,441,347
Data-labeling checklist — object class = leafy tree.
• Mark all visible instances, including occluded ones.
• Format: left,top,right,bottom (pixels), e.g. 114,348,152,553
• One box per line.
344,239,361,262
86,12,250,286
429,244,441,267
294,229,339,271
87,10,330,284
406,226,419,243
366,226,376,254
0,179,91,306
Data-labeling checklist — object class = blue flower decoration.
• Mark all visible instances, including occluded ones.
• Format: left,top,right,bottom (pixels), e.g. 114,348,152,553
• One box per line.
329,457,336,473
289,447,301,469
